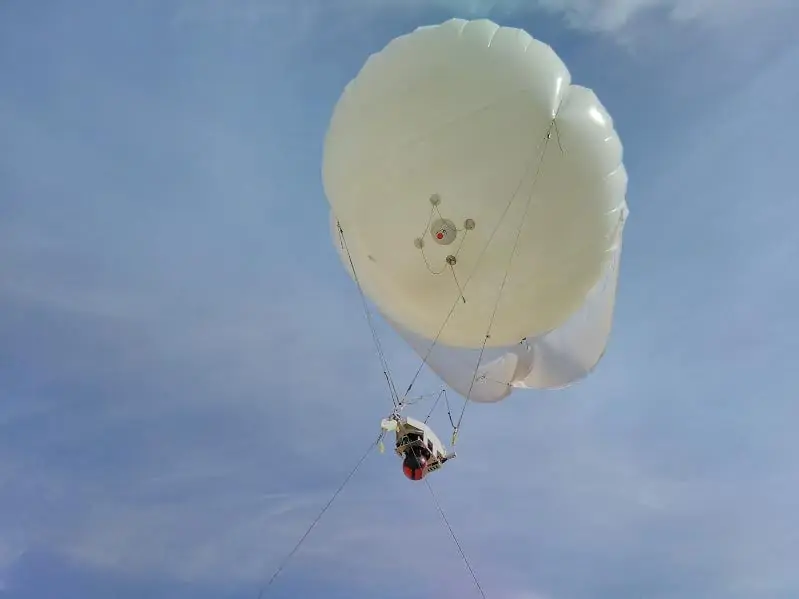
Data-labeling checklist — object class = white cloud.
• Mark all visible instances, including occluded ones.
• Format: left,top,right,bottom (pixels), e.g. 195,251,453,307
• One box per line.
534,0,793,31
174,0,794,36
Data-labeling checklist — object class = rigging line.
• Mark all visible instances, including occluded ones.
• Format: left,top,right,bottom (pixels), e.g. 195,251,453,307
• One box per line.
338,223,401,407
420,230,471,280
403,123,558,399
425,479,487,599
421,251,448,275
424,389,447,423
401,391,439,409
448,263,467,304
423,387,456,429
256,433,382,599
454,120,559,435
421,205,436,239
337,222,401,409
443,388,456,429
419,207,448,274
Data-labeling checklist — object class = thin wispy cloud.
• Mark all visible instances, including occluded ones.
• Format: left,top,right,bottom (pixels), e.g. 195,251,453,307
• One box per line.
535,0,794,30
174,0,795,34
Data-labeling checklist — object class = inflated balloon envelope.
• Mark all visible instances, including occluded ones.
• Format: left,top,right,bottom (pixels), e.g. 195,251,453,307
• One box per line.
323,18,629,406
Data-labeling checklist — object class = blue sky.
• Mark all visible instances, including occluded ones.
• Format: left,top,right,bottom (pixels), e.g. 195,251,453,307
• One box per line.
2,1,799,598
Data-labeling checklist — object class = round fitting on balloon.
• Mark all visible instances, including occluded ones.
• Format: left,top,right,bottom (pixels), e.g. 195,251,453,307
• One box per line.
430,218,457,245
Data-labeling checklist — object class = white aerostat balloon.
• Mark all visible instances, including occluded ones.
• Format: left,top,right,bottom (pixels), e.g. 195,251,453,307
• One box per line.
323,18,628,401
